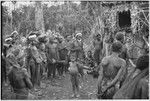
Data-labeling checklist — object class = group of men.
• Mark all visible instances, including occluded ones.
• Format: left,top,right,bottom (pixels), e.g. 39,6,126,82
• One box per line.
1,29,149,99
96,31,149,99
1,30,87,99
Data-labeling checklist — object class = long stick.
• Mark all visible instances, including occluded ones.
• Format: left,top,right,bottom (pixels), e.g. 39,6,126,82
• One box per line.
141,10,149,24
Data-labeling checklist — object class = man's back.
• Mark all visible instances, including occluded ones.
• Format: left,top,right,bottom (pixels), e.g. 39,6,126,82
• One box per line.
8,67,32,90
102,55,126,79
119,44,129,61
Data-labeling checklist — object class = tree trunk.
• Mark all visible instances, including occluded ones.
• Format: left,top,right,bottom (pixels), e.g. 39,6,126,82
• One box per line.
35,1,45,33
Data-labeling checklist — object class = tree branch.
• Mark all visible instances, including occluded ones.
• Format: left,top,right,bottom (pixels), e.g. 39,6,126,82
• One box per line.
137,16,149,27
141,9,149,24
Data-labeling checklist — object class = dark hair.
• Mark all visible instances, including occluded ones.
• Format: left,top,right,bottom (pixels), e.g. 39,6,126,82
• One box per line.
111,41,123,53
136,55,149,71
115,32,124,43
38,36,47,43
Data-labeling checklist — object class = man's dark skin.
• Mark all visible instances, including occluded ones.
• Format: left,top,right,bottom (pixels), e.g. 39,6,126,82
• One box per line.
8,65,33,99
25,39,39,87
93,34,103,66
46,38,59,78
97,42,126,99
57,38,69,75
113,55,149,99
115,32,136,87
69,33,85,77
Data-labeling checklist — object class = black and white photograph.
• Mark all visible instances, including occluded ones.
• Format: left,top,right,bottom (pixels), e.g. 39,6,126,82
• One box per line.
1,0,149,100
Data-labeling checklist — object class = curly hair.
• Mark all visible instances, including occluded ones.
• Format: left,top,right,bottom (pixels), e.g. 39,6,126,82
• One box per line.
115,32,124,43
111,41,123,53
136,55,149,71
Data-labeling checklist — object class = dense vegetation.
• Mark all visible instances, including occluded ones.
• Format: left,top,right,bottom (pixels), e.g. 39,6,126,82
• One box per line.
1,1,149,53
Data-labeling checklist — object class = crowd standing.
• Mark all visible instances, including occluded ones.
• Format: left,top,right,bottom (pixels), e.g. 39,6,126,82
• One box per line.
1,29,149,99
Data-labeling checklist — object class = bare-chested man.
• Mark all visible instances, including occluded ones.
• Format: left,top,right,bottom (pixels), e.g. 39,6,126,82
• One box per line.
97,42,126,99
115,32,136,87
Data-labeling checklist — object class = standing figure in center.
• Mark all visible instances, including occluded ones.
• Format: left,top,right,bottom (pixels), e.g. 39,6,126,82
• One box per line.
69,33,85,88
29,34,42,88
93,34,103,66
46,37,59,79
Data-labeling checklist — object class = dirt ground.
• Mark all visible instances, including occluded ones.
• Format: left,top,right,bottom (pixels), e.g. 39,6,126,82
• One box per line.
1,73,98,100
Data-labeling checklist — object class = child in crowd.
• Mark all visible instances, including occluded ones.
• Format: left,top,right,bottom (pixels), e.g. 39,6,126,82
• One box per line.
86,50,94,67
68,53,91,98
85,50,99,78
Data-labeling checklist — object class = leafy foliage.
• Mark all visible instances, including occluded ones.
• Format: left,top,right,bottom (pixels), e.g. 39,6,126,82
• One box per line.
2,1,149,52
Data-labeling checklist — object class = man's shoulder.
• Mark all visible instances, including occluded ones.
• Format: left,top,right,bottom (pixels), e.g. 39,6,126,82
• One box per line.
101,56,110,64
104,55,111,59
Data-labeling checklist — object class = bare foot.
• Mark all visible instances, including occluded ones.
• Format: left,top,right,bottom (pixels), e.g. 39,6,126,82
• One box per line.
71,94,75,98
76,94,80,98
